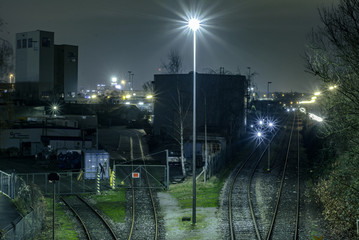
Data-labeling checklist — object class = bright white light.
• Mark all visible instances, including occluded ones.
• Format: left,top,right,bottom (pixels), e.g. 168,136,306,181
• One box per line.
115,85,122,89
257,132,262,137
111,77,117,83
138,102,144,105
299,100,315,104
188,18,200,31
259,120,263,125
250,124,254,128
308,113,323,122
268,122,273,127
125,102,130,105
146,95,153,99
314,91,321,96
287,109,290,112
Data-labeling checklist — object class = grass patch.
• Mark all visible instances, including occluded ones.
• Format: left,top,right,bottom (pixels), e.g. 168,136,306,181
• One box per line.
176,213,206,231
35,197,78,240
89,189,126,222
167,175,225,209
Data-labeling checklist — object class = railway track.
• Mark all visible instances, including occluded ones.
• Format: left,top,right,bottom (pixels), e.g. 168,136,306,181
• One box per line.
265,114,300,239
60,194,117,240
126,133,158,240
227,114,302,240
228,136,274,239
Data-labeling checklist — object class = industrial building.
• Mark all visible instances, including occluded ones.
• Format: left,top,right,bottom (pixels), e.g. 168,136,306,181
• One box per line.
0,115,97,156
153,73,247,145
15,30,78,102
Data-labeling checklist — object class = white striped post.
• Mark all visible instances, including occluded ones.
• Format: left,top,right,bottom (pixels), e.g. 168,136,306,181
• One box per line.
112,168,116,189
96,169,100,194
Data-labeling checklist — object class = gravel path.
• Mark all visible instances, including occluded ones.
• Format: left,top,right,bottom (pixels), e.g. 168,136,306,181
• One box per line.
158,192,222,240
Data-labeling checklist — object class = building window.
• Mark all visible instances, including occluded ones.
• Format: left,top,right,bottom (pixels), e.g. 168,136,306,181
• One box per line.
68,52,77,62
28,38,33,48
22,39,27,48
42,37,51,47
17,40,21,49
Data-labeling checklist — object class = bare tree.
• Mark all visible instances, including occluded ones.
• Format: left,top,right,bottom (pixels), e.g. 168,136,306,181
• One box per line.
305,0,359,143
305,1,359,236
161,49,182,74
0,19,13,82
142,81,154,93
165,83,191,177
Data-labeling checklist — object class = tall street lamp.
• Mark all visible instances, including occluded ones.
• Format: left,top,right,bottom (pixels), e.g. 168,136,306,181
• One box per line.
188,17,200,225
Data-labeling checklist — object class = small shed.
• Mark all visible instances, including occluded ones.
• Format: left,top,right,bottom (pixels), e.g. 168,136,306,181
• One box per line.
83,150,110,179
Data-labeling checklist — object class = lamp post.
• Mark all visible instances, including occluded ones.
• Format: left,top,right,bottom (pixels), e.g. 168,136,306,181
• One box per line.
267,81,272,99
188,18,200,225
267,81,272,116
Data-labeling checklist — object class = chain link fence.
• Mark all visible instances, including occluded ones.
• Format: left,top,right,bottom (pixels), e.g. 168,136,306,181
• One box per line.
0,170,14,199
1,206,43,240
14,171,112,196
114,164,168,189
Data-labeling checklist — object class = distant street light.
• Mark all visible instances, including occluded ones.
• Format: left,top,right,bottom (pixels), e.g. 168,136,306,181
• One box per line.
50,103,60,116
188,17,201,225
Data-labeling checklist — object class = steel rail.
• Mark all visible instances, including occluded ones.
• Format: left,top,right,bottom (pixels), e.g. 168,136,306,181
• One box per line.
266,114,298,240
139,137,158,240
61,195,117,240
228,142,263,240
76,195,118,239
60,196,91,240
128,136,135,240
294,114,300,240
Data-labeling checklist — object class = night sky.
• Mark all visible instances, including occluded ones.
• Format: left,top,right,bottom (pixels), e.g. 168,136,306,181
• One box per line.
0,0,338,93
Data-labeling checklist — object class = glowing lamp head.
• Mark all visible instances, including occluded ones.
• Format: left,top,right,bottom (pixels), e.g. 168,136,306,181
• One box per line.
268,122,273,127
259,120,263,125
257,132,262,137
188,18,200,31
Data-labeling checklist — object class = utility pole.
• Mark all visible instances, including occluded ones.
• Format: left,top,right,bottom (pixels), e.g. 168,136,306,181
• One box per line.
204,95,207,183
128,71,132,91
267,81,272,116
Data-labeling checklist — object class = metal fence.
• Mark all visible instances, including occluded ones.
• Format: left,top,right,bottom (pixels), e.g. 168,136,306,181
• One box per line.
14,171,112,196
114,164,168,189
204,149,227,180
1,207,43,240
0,170,14,199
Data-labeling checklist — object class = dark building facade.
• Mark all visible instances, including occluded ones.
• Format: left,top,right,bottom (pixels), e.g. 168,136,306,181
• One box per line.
15,30,54,101
54,45,78,102
153,73,247,143
15,30,78,103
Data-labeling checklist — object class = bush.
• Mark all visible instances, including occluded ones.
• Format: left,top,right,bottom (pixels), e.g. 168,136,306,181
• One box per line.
314,151,359,238
12,179,46,219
